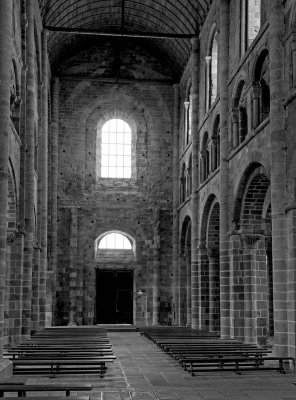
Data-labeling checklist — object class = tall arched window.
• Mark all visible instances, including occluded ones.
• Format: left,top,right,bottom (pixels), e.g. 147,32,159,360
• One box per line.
101,119,132,179
184,83,192,146
240,0,261,57
205,28,219,112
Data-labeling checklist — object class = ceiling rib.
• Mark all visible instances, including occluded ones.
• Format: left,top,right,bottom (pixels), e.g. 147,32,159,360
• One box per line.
44,25,196,40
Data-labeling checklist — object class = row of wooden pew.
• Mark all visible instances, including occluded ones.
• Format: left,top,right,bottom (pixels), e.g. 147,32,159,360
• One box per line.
139,326,295,375
4,327,116,378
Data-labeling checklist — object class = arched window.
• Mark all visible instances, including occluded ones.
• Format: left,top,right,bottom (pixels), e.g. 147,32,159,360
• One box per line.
101,118,132,179
253,50,270,128
180,163,186,203
98,232,132,250
232,81,248,148
186,155,192,196
240,0,261,56
212,116,220,171
205,29,219,112
184,84,192,146
200,132,210,182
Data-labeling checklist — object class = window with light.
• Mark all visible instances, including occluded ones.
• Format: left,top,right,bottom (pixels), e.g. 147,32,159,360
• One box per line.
101,119,132,179
98,232,132,250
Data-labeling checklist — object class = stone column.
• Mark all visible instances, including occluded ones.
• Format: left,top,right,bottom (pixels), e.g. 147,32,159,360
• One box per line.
22,0,35,338
229,232,244,340
269,0,287,357
31,240,41,333
290,35,296,87
152,208,160,325
39,29,49,330
0,0,13,355
190,36,200,329
172,84,180,325
48,77,59,326
252,83,260,129
208,248,220,332
9,231,25,345
198,244,209,329
219,0,230,338
68,207,78,326
232,110,239,149
186,255,191,327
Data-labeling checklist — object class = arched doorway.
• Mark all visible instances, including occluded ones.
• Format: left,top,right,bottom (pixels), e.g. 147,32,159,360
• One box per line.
95,231,135,324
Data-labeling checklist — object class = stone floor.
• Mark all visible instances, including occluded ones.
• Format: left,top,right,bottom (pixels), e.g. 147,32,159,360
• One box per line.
16,331,296,400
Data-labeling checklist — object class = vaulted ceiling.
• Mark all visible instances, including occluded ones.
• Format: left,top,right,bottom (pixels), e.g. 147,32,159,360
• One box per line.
39,0,213,77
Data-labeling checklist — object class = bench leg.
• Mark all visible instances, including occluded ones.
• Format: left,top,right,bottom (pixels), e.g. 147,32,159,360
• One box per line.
279,359,285,374
66,390,70,396
235,360,241,375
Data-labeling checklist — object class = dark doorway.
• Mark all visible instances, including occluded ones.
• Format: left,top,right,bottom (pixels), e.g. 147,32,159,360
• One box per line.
96,270,133,324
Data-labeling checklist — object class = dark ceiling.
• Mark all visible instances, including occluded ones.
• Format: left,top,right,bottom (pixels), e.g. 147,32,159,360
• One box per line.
39,0,212,77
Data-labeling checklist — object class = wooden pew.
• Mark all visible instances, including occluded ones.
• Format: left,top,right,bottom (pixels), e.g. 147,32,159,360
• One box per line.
0,382,93,397
184,356,295,375
12,356,116,377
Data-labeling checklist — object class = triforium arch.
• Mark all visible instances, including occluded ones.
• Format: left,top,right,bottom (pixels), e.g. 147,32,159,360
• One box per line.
179,216,192,326
199,195,220,331
231,78,248,149
252,48,270,128
231,162,272,345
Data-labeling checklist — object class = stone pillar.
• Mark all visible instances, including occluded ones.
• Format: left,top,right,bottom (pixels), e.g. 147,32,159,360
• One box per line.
198,244,209,329
0,0,13,355
252,83,260,129
229,233,244,340
172,84,180,325
68,207,78,326
39,29,49,330
232,110,239,149
219,0,230,338
208,248,220,332
5,234,14,345
290,35,296,87
48,77,59,326
190,36,200,329
186,255,191,327
178,252,186,326
31,241,41,333
22,0,35,338
152,208,160,325
9,231,25,345
269,0,287,357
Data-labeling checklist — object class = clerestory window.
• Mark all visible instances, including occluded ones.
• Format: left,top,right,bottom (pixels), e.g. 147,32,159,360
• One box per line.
98,232,132,250
101,118,132,179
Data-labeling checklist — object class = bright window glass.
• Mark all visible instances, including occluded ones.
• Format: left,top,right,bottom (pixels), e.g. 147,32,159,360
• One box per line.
98,232,132,249
101,119,132,178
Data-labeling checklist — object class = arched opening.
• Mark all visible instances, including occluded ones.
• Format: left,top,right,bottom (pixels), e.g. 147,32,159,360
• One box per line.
180,217,192,326
180,163,186,203
186,154,192,196
207,202,220,332
240,0,261,56
212,115,220,171
95,231,135,324
200,132,210,182
184,82,192,146
205,27,219,112
232,164,272,345
232,80,248,148
253,50,270,128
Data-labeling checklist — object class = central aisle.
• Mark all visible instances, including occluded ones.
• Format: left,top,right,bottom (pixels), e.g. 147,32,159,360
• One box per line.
28,330,296,400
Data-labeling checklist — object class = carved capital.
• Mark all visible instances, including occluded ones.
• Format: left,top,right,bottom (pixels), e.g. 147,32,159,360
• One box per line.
7,231,16,245
241,234,262,249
